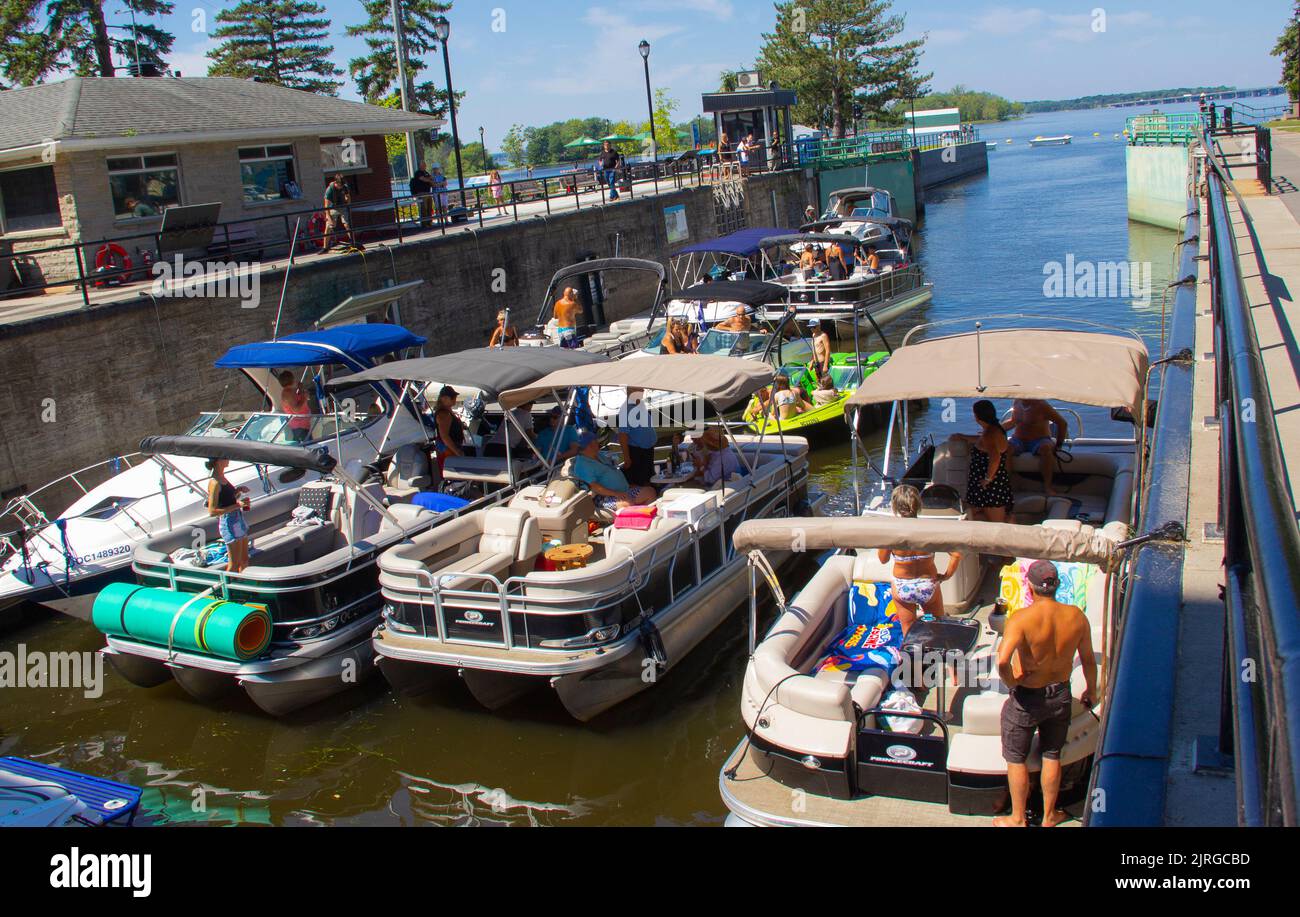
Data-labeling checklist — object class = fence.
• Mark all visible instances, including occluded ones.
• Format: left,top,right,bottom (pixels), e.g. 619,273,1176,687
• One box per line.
793,124,981,168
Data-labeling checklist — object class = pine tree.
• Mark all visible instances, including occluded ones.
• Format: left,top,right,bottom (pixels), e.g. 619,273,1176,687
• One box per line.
0,0,175,84
756,0,929,138
207,0,342,95
346,0,459,118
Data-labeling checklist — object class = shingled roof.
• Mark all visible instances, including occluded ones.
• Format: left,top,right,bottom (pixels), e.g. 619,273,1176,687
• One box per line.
0,77,444,155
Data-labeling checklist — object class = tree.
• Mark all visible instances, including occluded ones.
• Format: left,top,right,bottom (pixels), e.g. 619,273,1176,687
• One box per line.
0,0,175,84
501,123,530,169
756,0,928,138
347,0,460,118
644,89,683,155
1272,4,1300,103
207,0,342,94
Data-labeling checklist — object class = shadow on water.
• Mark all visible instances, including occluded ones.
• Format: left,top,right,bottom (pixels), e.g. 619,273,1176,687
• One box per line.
1,107,1187,825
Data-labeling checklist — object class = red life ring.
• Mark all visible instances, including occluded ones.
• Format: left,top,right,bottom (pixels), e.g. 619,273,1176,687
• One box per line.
93,243,132,286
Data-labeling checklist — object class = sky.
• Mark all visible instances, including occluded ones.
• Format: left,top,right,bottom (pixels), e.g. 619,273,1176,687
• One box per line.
140,0,1292,149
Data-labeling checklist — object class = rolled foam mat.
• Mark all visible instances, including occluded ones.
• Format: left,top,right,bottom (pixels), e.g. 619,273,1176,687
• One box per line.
92,583,273,661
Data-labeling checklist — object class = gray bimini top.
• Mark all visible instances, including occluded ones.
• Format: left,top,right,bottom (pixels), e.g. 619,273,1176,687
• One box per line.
325,346,609,402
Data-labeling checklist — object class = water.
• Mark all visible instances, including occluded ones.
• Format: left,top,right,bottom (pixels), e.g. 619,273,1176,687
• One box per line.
0,106,1185,826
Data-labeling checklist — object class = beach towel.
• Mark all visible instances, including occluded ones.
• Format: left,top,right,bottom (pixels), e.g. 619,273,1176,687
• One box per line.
814,580,904,674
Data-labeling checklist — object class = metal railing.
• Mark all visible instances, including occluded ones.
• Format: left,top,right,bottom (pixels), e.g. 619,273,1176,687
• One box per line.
1202,137,1300,825
1126,112,1204,145
793,125,981,168
1,154,739,309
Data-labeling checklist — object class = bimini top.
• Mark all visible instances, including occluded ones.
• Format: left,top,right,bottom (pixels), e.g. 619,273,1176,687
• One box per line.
499,355,773,411
546,257,666,288
673,227,792,258
733,516,1122,571
845,328,1150,417
760,233,862,249
326,346,608,402
828,186,883,204
674,279,789,305
215,324,425,370
139,435,338,474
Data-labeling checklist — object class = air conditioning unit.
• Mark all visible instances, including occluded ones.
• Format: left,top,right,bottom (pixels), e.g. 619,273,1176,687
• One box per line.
736,71,763,91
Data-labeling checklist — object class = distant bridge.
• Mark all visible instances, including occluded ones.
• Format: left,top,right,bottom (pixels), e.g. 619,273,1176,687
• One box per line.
1110,86,1285,108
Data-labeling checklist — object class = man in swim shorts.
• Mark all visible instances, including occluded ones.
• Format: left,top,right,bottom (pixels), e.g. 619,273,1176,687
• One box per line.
1004,399,1069,495
995,560,1097,827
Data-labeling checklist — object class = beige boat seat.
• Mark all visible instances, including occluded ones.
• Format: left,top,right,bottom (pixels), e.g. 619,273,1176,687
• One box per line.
850,544,980,613
509,480,596,545
813,666,891,713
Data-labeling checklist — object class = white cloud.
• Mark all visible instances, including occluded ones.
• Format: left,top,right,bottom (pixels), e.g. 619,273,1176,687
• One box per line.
534,7,684,96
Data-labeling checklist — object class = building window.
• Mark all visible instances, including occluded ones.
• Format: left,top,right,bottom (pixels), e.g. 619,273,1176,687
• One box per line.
107,153,181,220
239,144,301,203
0,165,62,234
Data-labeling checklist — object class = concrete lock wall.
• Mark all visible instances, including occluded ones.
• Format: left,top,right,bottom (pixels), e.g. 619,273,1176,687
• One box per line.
0,171,807,501
1126,144,1190,230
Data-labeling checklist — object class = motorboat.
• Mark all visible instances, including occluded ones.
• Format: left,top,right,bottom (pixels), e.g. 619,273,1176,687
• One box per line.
718,319,1151,825
1029,135,1072,147
0,322,428,621
818,187,897,227
372,355,825,721
95,347,607,716
519,257,670,356
745,351,891,440
590,279,813,430
757,231,933,334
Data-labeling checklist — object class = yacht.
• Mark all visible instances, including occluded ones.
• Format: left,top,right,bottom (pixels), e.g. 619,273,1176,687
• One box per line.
94,347,607,716
372,355,825,721
718,319,1150,825
0,323,427,621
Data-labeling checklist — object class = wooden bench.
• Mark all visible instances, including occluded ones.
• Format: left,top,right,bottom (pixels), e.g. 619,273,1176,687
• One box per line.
511,180,544,202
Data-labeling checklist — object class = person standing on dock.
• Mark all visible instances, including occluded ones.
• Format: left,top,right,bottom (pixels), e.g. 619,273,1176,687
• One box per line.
994,560,1096,828
410,166,434,228
322,174,352,251
598,141,621,200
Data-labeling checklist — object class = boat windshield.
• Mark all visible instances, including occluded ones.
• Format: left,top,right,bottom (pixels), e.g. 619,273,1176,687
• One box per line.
185,411,376,446
697,329,770,356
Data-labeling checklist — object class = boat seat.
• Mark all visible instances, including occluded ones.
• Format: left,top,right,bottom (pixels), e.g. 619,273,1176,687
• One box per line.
930,439,971,495
385,442,436,500
247,521,341,567
813,666,891,713
508,480,596,545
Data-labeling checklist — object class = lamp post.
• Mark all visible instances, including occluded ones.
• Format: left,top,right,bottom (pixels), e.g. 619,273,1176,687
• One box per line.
434,15,467,210
638,40,658,190
479,125,486,165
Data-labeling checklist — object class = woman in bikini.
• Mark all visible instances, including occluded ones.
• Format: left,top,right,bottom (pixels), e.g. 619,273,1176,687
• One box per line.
952,399,1014,523
877,485,961,634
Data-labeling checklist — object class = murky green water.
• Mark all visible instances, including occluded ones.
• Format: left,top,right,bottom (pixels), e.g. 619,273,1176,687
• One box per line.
0,107,1185,826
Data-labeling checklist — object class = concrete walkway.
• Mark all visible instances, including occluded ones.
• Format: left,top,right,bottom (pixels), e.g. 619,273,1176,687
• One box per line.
0,169,722,328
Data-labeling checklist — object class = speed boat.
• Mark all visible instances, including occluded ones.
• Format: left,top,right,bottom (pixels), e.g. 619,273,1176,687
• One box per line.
1029,135,1072,147
519,257,670,357
0,323,427,621
718,320,1151,825
373,355,824,721
95,347,607,716
746,351,891,440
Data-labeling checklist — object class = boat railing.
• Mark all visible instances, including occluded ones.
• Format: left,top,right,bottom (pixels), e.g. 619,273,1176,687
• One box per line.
399,474,794,649
775,264,926,312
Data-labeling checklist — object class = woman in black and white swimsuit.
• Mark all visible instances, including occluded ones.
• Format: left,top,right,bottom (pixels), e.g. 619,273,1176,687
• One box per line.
952,399,1013,523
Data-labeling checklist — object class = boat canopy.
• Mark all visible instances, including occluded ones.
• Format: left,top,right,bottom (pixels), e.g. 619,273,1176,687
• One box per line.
139,435,339,474
732,517,1122,571
499,354,773,410
325,347,607,401
759,233,863,249
672,227,792,258
844,328,1150,416
214,324,425,370
674,279,788,305
536,257,668,326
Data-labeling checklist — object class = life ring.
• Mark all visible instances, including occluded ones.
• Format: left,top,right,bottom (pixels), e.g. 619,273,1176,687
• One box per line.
93,243,132,286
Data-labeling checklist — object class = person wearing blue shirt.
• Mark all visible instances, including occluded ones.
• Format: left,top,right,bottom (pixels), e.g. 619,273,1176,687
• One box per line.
535,406,580,462
572,432,656,511
617,388,657,486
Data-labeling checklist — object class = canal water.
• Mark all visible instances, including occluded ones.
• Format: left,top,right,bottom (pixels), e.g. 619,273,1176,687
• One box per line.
1,105,1185,826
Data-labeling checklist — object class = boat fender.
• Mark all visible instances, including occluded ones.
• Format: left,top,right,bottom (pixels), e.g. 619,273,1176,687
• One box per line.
637,618,668,675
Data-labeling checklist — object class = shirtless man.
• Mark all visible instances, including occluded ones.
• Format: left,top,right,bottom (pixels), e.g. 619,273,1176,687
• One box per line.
554,287,582,348
1004,398,1069,495
714,305,752,333
809,319,832,379
994,560,1097,828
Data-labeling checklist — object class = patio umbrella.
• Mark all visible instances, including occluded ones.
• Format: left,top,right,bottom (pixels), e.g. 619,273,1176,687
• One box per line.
563,136,602,149
600,133,638,144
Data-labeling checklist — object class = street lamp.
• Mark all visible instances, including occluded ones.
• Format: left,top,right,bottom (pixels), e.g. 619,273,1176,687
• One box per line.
639,40,658,188
433,15,467,210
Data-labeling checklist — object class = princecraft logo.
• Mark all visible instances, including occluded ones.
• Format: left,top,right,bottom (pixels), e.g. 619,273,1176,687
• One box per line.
49,848,151,898
0,645,103,698
150,255,261,309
